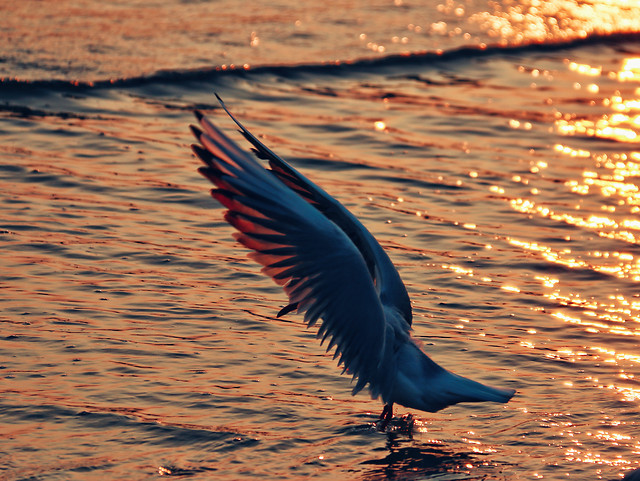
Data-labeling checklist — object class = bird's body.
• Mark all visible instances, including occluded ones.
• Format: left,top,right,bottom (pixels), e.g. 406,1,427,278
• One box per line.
190,95,515,426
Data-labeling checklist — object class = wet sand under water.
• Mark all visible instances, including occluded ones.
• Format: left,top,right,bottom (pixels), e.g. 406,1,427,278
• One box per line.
1,41,640,480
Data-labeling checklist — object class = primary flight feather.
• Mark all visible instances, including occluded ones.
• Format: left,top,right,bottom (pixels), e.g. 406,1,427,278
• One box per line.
190,94,515,427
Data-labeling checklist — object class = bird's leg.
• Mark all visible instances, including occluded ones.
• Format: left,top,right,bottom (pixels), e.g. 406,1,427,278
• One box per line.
378,403,393,430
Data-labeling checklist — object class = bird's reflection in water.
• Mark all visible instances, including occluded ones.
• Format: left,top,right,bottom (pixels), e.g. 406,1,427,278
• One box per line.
357,415,508,480
361,433,473,480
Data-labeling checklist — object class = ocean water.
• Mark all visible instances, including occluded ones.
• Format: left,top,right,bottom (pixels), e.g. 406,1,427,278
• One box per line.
1,1,640,479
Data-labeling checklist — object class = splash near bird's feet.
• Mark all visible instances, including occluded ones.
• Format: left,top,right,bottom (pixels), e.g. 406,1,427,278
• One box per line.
377,406,415,434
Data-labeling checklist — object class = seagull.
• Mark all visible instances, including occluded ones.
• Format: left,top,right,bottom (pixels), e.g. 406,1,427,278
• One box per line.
189,94,516,429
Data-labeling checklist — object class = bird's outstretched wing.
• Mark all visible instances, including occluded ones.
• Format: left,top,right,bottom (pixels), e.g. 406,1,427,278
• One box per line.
213,93,412,328
190,102,393,397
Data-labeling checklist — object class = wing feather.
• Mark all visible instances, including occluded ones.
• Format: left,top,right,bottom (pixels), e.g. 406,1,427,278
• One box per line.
191,103,395,398
213,94,412,328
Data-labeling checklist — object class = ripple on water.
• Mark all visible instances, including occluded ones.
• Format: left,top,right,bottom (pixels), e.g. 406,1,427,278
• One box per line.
1,38,640,480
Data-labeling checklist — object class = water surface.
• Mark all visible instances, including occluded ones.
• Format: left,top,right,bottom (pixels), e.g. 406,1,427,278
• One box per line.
1,1,640,479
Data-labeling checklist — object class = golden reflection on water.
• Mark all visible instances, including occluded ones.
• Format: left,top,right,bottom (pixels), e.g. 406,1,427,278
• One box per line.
508,56,640,303
497,56,640,455
469,0,640,46
506,235,640,281
556,57,640,143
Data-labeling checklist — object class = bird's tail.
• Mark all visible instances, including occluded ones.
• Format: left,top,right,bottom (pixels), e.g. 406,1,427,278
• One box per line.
441,371,516,406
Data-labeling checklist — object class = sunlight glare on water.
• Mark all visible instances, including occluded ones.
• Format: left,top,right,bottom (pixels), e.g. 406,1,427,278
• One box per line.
498,52,640,476
469,0,640,45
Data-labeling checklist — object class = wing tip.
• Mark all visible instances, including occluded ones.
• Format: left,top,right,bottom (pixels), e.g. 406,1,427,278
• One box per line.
277,302,299,318
191,144,216,168
190,124,203,140
196,164,210,175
